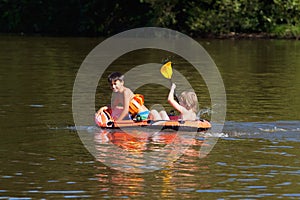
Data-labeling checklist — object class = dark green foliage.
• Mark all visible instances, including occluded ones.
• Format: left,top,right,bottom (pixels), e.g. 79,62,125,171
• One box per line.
0,0,299,38
0,0,151,36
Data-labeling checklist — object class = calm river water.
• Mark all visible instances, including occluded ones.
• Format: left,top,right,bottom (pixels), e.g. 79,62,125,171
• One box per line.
1,35,300,199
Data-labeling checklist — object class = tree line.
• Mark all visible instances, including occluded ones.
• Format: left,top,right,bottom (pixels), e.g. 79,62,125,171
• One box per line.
0,0,299,38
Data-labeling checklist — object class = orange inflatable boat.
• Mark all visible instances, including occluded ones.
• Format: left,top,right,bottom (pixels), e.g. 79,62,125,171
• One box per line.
95,110,211,132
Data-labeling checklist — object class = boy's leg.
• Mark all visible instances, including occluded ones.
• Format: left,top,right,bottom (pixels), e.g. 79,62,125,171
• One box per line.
159,110,170,120
150,110,161,120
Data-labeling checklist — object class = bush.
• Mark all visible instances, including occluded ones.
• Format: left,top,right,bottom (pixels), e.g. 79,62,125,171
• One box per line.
0,0,300,38
271,24,300,39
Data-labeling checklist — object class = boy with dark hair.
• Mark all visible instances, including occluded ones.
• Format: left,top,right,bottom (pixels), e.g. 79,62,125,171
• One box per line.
97,72,150,121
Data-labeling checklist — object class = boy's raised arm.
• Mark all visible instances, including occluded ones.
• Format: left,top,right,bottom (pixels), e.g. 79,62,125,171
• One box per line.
168,83,186,114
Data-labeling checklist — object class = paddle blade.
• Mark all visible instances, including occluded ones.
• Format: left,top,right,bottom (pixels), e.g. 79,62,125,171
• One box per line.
160,61,173,79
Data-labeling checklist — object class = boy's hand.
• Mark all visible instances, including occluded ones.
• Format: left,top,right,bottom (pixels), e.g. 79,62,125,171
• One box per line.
171,83,176,90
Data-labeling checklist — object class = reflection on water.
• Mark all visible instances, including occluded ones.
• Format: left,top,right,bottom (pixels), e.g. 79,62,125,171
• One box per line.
92,128,213,199
94,129,200,173
0,36,300,199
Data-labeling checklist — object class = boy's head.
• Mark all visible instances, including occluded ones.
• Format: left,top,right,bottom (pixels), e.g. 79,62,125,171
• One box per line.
108,72,124,83
108,72,125,92
179,91,199,113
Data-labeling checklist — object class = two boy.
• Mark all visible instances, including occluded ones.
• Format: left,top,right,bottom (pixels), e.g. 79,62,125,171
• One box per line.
96,71,199,124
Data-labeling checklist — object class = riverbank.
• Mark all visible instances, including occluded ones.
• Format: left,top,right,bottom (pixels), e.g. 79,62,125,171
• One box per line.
1,31,299,40
195,30,300,40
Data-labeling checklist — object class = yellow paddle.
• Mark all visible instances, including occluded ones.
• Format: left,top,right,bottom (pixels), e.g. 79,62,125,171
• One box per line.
160,61,179,102
160,61,173,80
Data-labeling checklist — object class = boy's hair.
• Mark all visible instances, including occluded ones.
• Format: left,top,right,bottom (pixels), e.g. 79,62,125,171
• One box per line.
179,91,199,113
108,72,124,83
